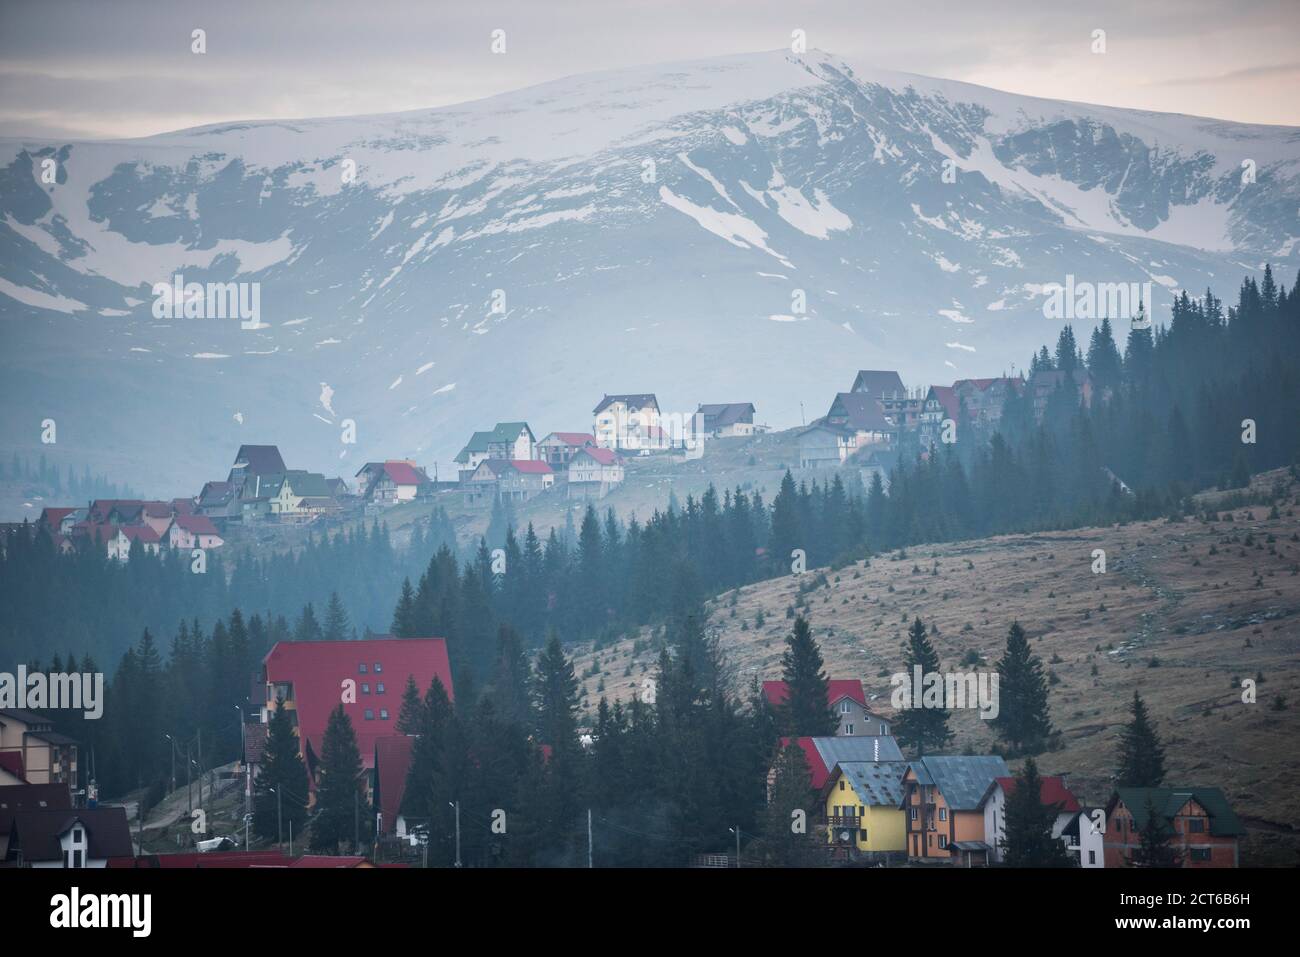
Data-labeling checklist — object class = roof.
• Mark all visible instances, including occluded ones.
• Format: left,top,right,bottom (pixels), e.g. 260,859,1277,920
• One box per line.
1109,787,1246,837
124,849,293,868
262,638,453,772
232,445,286,475
698,403,755,427
908,756,1011,810
374,735,415,834
571,446,620,467
172,514,220,536
593,393,658,414
6,806,133,861
927,385,962,421
0,783,71,833
38,507,76,527
781,736,904,790
455,431,496,462
851,370,906,398
198,481,232,504
506,459,552,474
983,775,1081,813
828,393,894,432
289,855,370,868
828,761,909,807
762,680,867,709
380,461,426,486
541,432,595,447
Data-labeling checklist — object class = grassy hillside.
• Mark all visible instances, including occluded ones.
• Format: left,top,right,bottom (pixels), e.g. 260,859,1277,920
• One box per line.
568,468,1300,866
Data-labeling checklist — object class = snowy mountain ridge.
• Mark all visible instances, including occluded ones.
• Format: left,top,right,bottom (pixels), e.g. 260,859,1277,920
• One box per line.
1,49,1297,492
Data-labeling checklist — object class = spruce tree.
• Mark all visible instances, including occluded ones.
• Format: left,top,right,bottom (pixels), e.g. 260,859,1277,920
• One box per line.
253,696,308,842
992,621,1054,753
395,675,423,734
1000,757,1074,867
761,739,818,866
1131,795,1182,867
778,616,835,737
894,617,951,756
309,704,369,854
322,592,351,641
1116,692,1166,787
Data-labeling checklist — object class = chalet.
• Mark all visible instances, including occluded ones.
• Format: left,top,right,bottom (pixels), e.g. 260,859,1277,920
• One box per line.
536,432,595,468
979,774,1081,864
1027,368,1093,420
823,761,909,858
761,680,891,737
798,424,857,468
773,735,904,794
226,444,287,487
261,638,453,792
242,470,338,521
567,447,624,500
196,481,236,520
166,514,224,550
824,393,896,449
355,460,429,504
850,369,905,401
455,423,536,477
0,709,79,789
918,385,963,448
86,499,145,525
1060,806,1106,868
901,755,1010,864
0,782,73,858
37,508,77,535
1103,787,1244,868
592,394,665,451
3,805,133,868
464,459,554,505
697,403,756,438
952,376,1023,429
83,524,161,561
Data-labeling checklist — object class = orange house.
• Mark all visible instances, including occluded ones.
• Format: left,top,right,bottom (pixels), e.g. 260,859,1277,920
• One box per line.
1104,787,1243,868
901,755,1009,865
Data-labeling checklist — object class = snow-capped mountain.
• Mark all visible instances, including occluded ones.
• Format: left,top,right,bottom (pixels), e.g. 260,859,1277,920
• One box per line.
2,50,1298,492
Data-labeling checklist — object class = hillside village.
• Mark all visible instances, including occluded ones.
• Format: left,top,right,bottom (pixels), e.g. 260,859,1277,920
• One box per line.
10,364,1089,563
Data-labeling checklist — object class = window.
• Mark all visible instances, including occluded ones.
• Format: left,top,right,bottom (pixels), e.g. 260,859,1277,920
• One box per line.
838,780,845,791
73,828,83,843
380,709,390,720
939,808,947,821
377,682,385,694
359,663,368,674
840,701,851,714
909,807,918,821
1191,848,1212,862
364,709,374,720
938,835,947,849
1187,818,1205,833
859,829,868,843
374,662,382,673
73,849,83,867
1088,850,1096,864
844,724,854,735
880,723,887,735
361,683,370,694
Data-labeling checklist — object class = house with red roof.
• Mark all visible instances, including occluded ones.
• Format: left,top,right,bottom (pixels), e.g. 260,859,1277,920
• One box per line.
166,514,224,550
536,431,596,468
761,679,891,738
260,638,452,792
78,523,160,561
354,460,430,505
464,459,554,505
37,508,77,535
567,446,624,500
979,773,1081,864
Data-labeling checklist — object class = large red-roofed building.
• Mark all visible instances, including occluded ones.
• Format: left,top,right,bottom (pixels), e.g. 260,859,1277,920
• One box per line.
761,679,891,737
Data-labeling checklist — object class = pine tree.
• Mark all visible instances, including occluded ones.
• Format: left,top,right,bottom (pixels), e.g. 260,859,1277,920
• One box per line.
768,471,801,574
894,617,951,756
293,603,323,642
1000,757,1074,867
992,621,1054,753
761,739,818,866
253,696,308,842
322,592,351,641
778,616,835,737
309,704,369,853
391,579,417,637
395,675,423,734
532,634,579,753
1116,692,1166,787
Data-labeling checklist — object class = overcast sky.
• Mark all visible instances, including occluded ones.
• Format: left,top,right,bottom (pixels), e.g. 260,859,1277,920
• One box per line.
1,0,1297,140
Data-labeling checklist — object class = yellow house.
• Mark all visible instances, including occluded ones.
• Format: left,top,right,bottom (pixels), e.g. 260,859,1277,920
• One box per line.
822,760,908,857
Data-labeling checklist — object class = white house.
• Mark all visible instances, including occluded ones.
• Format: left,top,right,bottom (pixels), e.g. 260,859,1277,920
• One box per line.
979,774,1082,864
1060,806,1106,868
166,514,225,550
592,394,667,451
5,807,134,868
567,446,625,499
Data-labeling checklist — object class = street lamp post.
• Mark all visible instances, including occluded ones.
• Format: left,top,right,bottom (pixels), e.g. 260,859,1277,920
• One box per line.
449,801,461,867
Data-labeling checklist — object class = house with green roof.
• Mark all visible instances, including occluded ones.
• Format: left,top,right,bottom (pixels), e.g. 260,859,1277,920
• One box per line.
1104,786,1244,868
455,422,536,478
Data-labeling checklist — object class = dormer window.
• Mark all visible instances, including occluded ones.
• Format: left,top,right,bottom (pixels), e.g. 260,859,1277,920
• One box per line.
840,701,851,714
